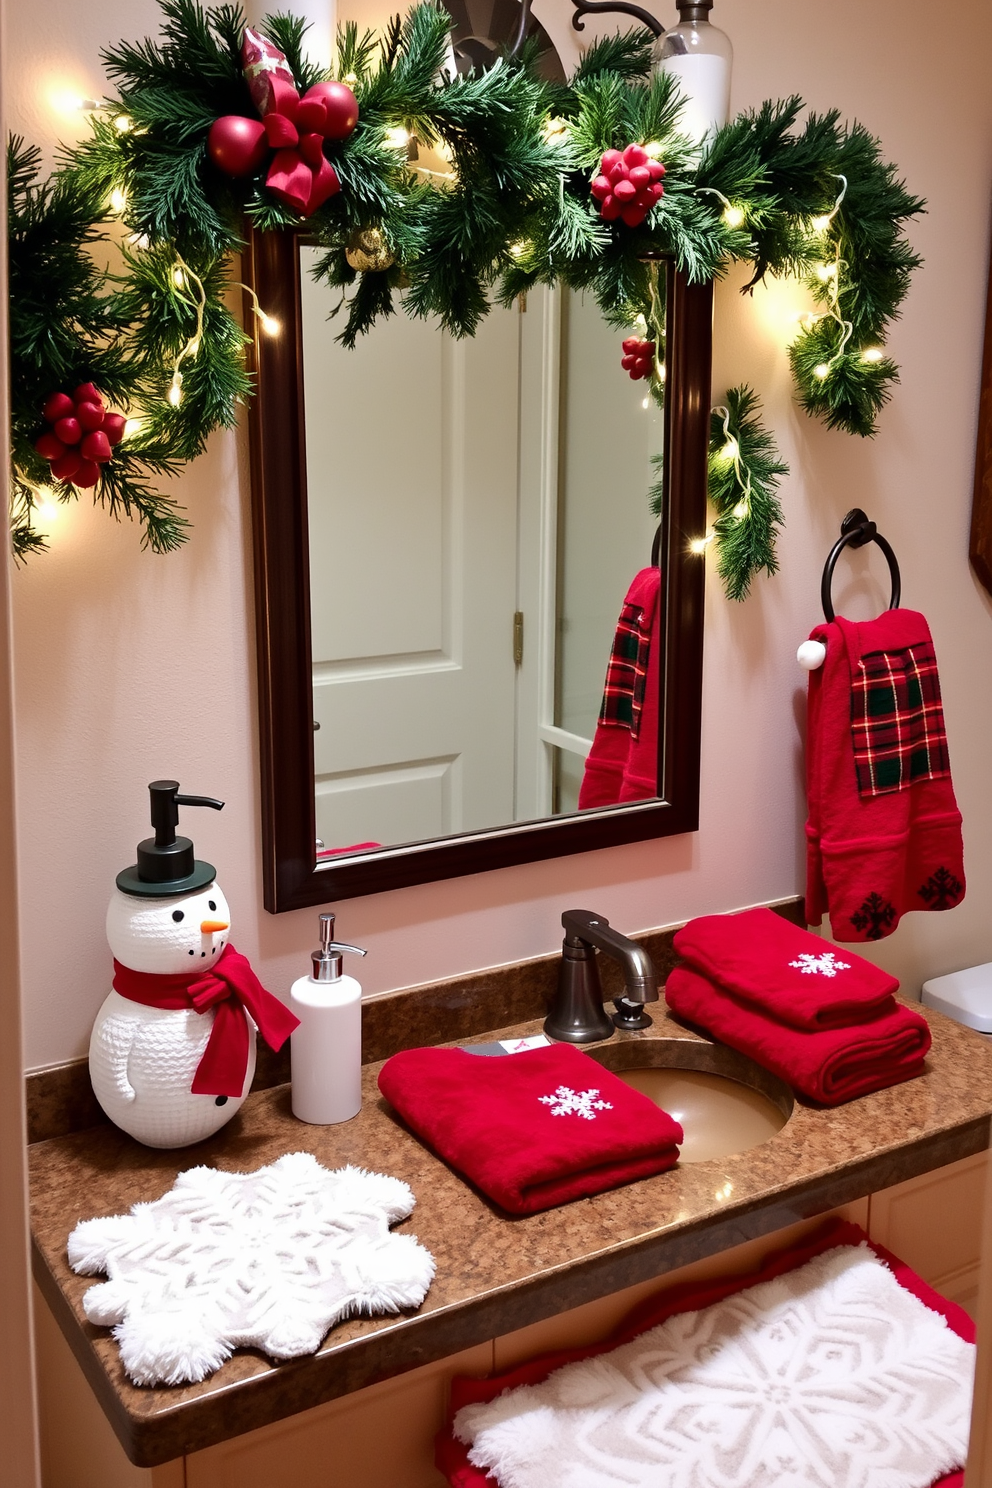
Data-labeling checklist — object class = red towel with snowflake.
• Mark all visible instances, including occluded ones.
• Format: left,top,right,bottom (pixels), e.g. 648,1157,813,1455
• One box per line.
578,567,661,809
805,609,964,943
378,1043,682,1214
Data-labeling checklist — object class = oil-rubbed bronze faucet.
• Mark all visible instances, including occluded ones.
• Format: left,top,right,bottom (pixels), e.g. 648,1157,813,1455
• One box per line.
544,909,659,1044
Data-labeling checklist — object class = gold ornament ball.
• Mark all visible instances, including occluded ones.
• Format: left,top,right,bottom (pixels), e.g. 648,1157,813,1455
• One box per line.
345,229,395,273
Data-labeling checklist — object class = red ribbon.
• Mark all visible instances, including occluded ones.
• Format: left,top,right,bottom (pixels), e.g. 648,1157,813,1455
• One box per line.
112,944,300,1098
262,77,341,217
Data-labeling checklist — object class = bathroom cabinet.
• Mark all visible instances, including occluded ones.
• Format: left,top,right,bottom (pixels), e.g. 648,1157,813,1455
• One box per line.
33,1150,987,1488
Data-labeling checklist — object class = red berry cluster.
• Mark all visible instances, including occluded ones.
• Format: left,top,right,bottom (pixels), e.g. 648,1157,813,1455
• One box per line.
590,145,665,228
34,385,126,489
621,337,656,381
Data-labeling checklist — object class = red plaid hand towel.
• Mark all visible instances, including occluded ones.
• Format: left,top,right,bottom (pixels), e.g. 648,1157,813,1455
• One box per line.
378,1043,682,1214
805,609,964,942
673,907,899,1029
578,567,661,809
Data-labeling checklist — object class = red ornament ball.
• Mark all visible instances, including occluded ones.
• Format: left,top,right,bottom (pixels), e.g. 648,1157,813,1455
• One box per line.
42,391,74,423
208,115,269,177
304,81,359,141
592,144,665,229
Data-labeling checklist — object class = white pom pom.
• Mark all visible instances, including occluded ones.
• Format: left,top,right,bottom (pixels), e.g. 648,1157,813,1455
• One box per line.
797,639,827,670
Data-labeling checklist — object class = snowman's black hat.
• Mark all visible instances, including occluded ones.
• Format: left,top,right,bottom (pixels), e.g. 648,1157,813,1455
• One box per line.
116,781,225,897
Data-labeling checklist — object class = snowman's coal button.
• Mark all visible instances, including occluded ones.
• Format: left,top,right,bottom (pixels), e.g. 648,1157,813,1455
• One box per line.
172,910,184,921
215,1096,228,1106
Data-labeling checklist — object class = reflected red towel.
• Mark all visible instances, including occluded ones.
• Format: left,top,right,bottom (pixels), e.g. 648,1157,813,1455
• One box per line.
805,609,964,943
377,1044,682,1215
673,907,899,1029
664,966,930,1105
578,567,661,809
435,1217,974,1488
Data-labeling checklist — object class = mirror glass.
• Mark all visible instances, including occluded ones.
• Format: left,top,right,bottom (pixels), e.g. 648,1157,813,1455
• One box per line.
300,246,666,857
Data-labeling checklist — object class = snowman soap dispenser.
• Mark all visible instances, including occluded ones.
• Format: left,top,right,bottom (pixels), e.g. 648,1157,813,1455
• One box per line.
290,913,367,1124
88,781,299,1149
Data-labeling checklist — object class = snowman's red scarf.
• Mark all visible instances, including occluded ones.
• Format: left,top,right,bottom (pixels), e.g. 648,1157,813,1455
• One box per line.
112,944,300,1098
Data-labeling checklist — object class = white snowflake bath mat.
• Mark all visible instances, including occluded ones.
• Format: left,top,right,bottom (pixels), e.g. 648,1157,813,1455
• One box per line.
68,1152,435,1387
453,1242,974,1488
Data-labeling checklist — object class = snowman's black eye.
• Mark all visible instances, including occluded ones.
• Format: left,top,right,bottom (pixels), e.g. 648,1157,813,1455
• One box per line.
172,910,184,922
208,900,217,912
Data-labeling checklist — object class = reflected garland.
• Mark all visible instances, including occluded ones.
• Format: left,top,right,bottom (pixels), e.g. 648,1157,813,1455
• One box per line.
7,0,923,596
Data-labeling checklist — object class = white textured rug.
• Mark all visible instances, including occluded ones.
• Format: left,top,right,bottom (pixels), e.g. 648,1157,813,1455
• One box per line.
454,1243,973,1488
68,1153,435,1387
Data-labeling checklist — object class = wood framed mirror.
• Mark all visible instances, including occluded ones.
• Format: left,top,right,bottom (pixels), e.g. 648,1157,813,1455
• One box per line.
243,227,711,912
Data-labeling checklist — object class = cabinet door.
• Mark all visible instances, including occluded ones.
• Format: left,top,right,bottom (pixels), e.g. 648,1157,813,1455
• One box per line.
185,1342,492,1488
868,1151,988,1317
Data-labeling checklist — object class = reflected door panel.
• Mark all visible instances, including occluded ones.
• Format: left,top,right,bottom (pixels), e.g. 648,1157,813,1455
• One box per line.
301,250,520,852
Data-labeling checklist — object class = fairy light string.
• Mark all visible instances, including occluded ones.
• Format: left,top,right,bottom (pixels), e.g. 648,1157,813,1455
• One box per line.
166,255,207,407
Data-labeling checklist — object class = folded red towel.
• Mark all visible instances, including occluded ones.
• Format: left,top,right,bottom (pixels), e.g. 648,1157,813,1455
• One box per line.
664,966,931,1105
805,608,965,943
378,1044,683,1215
673,907,899,1029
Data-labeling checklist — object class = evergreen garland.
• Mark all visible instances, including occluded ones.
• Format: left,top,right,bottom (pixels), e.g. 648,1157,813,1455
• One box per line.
7,0,924,586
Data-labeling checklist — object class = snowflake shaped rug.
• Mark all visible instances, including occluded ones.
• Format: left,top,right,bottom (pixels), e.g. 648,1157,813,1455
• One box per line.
452,1241,974,1488
67,1153,435,1387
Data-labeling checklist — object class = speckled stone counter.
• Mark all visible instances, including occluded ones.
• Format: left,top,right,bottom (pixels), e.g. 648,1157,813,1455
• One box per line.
29,999,992,1467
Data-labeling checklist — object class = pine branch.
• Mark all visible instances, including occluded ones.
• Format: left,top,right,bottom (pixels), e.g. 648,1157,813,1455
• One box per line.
706,386,788,600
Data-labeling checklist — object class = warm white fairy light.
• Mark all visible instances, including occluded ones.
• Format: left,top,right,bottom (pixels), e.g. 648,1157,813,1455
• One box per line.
109,187,129,215
385,126,411,150
114,114,133,133
343,72,358,86
51,90,99,115
815,261,837,282
642,396,650,409
165,254,207,409
814,362,831,379
34,487,60,524
123,416,145,439
861,346,884,363
235,280,282,339
712,405,753,524
643,140,665,160
689,532,715,555
809,174,847,235
722,203,745,229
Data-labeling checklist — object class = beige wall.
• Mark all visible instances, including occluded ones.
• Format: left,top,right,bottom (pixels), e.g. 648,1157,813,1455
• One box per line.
6,0,992,1078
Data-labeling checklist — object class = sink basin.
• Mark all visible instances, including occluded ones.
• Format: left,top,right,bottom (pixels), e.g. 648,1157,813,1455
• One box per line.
586,1036,793,1163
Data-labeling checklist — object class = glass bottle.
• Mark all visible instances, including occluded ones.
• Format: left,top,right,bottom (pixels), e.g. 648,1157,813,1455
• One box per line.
655,1,733,146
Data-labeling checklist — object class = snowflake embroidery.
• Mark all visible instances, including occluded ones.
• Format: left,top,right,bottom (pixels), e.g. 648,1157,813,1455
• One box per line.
788,952,852,978
66,1153,436,1387
538,1085,613,1120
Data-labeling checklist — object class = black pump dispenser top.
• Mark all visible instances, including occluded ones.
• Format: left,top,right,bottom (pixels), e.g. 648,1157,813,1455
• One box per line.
116,780,225,898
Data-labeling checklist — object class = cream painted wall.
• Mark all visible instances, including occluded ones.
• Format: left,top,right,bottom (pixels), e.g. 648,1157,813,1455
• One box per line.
8,0,992,1073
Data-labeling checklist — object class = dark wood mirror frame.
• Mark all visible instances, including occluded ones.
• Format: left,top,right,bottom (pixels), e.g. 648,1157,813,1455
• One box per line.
243,228,712,913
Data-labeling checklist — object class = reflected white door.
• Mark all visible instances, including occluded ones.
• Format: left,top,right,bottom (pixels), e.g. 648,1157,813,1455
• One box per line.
302,256,520,852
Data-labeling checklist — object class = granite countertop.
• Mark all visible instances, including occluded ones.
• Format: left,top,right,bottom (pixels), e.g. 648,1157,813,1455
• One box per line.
29,999,992,1467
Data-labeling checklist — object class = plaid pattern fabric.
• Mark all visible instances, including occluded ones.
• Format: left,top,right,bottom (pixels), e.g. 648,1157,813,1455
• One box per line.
597,600,652,738
850,640,951,797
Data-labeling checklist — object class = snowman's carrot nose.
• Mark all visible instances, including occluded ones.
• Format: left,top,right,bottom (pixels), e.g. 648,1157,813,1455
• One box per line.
200,919,229,933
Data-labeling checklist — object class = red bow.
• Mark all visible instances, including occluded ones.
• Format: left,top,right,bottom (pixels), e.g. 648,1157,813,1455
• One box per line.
112,944,300,1098
261,77,341,217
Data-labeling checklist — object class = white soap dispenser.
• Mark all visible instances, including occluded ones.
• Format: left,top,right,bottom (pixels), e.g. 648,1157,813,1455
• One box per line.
290,913,367,1124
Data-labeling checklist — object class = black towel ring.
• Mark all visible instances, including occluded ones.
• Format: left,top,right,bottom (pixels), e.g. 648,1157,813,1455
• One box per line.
820,508,901,623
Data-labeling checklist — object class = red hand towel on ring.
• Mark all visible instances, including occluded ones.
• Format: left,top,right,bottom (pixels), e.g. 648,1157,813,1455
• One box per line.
673,907,899,1029
378,1043,682,1215
805,608,964,943
664,965,931,1105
